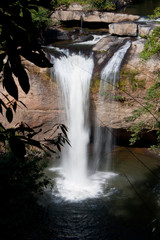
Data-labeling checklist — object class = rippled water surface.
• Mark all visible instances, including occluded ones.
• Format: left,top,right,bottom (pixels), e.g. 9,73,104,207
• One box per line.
39,147,160,240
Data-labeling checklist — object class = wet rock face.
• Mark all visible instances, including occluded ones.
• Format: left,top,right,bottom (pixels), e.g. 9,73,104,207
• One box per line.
93,35,128,71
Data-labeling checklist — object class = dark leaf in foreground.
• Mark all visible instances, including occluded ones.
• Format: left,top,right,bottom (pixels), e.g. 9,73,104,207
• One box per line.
17,66,30,94
13,101,17,112
21,49,53,68
0,53,6,72
0,104,3,114
3,62,18,100
6,107,13,123
9,136,26,158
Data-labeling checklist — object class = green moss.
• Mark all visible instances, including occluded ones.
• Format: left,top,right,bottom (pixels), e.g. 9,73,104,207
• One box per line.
90,76,100,93
120,70,145,91
113,95,126,102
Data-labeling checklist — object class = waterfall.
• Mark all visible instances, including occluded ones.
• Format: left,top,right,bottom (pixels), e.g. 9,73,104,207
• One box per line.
93,41,131,171
101,41,131,84
48,41,130,200
51,50,94,186
80,15,83,34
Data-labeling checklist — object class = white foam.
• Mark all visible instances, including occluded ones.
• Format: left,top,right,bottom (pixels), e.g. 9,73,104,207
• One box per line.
50,168,118,201
73,35,108,45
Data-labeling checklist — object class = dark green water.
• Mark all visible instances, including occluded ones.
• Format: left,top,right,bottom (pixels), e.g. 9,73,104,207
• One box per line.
118,0,160,16
39,147,160,240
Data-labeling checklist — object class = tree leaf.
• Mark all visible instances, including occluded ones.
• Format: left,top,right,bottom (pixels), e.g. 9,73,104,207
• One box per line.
0,53,6,72
61,125,68,138
17,66,30,94
0,134,6,142
57,144,61,152
6,107,13,123
3,62,18,100
0,103,3,114
21,49,52,68
19,100,27,108
13,101,17,112
9,136,26,158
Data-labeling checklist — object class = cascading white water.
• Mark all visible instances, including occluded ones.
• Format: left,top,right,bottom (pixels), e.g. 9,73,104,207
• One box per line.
54,52,94,185
101,41,131,83
48,41,132,201
50,48,117,200
50,51,95,198
74,34,108,45
93,41,131,171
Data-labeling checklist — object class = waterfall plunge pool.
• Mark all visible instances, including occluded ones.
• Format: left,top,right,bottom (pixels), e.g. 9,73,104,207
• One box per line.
39,147,160,240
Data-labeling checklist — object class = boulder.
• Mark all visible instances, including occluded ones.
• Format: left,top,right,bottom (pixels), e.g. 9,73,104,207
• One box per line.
109,22,138,36
93,35,126,51
138,24,152,36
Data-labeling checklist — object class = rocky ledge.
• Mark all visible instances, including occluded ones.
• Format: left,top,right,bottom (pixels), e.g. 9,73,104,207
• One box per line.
51,4,160,38
51,10,140,24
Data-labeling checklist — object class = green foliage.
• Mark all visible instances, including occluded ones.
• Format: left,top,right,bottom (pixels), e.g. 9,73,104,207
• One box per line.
31,7,52,30
120,70,145,91
127,103,154,122
140,27,160,60
127,81,160,145
113,95,126,102
55,0,70,7
119,79,127,91
90,77,100,93
52,0,116,10
140,8,160,60
148,7,160,19
146,82,160,100
0,150,51,240
129,121,144,145
90,0,116,10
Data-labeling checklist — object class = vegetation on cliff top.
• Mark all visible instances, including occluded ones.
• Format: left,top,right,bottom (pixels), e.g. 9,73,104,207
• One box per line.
54,0,116,10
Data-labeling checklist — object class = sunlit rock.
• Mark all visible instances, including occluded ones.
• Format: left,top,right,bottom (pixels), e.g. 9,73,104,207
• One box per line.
109,22,138,36
51,11,140,23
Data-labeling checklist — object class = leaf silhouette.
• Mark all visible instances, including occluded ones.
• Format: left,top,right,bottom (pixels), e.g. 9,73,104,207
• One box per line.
6,107,13,123
21,49,52,68
17,66,30,94
3,62,18,100
0,53,6,72
13,101,17,112
9,136,26,158
0,103,3,114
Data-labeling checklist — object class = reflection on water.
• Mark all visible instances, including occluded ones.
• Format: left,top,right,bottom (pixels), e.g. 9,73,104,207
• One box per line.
118,0,160,16
39,147,160,240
